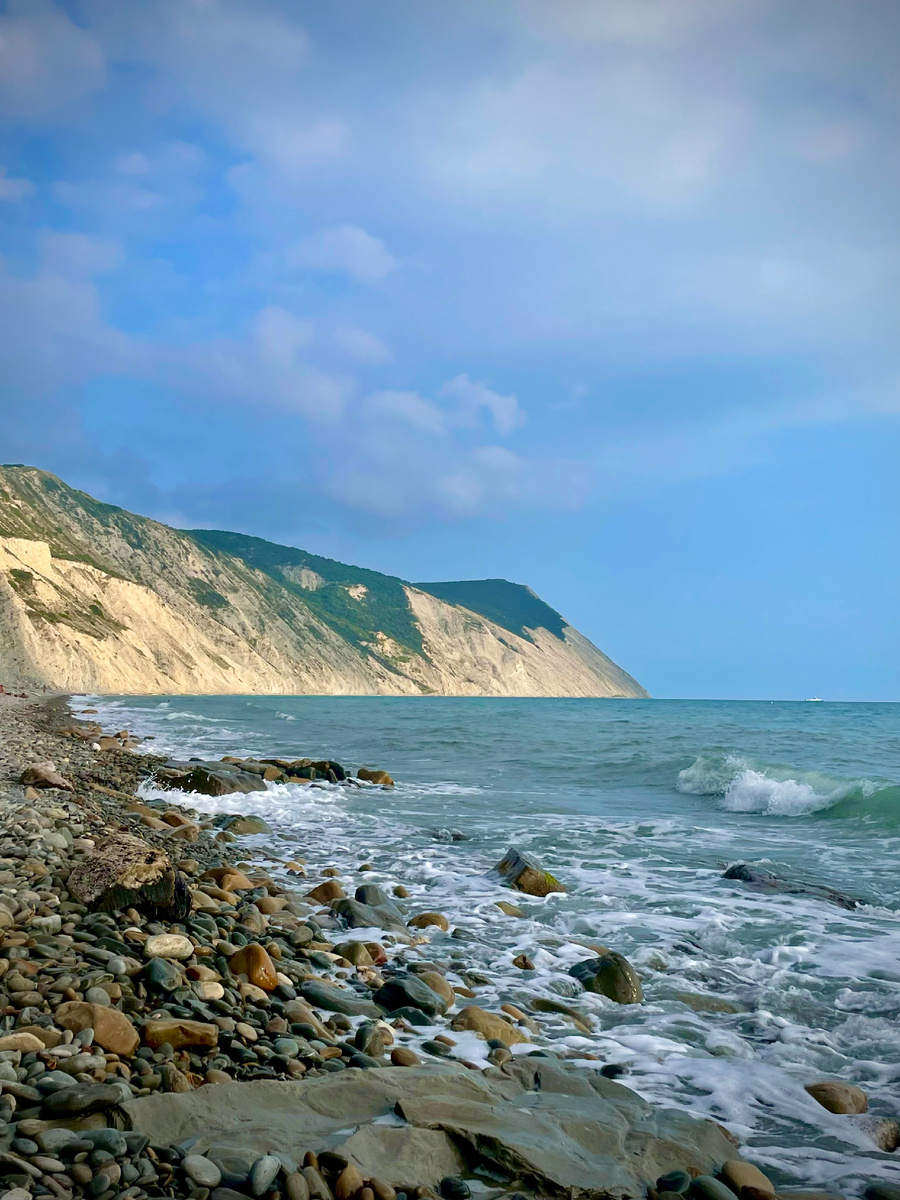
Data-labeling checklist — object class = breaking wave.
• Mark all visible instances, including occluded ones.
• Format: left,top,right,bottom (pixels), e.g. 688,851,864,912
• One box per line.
677,754,899,821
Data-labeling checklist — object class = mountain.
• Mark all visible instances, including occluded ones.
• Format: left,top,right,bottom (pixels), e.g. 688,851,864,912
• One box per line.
0,465,648,698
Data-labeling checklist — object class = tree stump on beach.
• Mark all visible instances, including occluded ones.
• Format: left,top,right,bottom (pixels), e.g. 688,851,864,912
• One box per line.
67,833,190,919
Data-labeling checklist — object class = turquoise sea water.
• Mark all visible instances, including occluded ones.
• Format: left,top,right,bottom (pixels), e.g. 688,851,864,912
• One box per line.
83,696,900,1192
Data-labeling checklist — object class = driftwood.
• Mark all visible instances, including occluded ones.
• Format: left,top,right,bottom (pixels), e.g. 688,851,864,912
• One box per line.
67,833,190,919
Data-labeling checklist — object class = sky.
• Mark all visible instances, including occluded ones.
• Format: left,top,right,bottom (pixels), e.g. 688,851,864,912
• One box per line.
0,0,897,701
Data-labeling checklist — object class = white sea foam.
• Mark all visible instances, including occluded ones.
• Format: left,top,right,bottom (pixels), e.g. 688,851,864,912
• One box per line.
677,754,881,818
721,770,827,815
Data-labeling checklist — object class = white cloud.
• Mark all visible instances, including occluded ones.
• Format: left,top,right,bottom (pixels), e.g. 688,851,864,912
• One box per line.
0,167,33,202
429,61,744,206
38,231,123,277
291,224,397,283
442,374,523,436
0,0,105,120
86,0,345,187
175,306,350,424
53,140,207,222
0,234,131,397
363,390,446,436
253,306,315,369
333,326,393,365
241,116,349,176
520,0,747,49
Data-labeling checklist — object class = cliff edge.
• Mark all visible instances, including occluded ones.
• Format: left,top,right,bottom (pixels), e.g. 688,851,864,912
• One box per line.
0,465,648,698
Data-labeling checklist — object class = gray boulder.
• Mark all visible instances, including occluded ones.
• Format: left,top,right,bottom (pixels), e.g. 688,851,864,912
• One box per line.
331,897,405,932
123,1060,738,1199
374,974,447,1017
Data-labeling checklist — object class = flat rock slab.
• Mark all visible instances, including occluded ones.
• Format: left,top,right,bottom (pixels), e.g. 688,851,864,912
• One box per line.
123,1061,736,1198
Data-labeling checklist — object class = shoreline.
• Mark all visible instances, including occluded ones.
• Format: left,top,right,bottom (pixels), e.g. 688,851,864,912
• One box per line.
0,689,876,1200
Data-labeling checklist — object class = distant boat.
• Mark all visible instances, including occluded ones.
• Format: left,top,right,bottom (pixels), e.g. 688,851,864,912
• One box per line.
805,697,824,702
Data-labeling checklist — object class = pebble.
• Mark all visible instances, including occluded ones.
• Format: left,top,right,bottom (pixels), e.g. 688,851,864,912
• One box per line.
657,1170,692,1194
250,1155,282,1196
184,1156,223,1188
145,933,195,960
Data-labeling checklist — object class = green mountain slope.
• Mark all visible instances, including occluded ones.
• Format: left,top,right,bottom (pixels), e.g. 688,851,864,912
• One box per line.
415,579,567,642
187,529,425,656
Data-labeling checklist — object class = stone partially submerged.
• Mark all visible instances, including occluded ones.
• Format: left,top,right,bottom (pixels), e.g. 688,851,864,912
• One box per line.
570,953,644,1004
488,846,567,897
67,833,190,919
123,1060,737,1199
722,862,862,911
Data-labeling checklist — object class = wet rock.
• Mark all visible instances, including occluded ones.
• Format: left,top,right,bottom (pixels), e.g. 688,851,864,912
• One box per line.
230,943,278,991
214,814,272,835
408,912,449,932
306,880,345,904
374,974,447,1017
720,1160,774,1196
331,897,404,932
144,956,183,991
488,847,566,897
852,1114,900,1151
570,952,644,1004
299,980,382,1018
530,996,592,1033
336,941,374,967
722,863,862,911
864,1186,900,1200
805,1080,868,1114
160,763,269,797
418,971,454,1007
390,1047,421,1066
357,768,394,787
355,884,403,915
286,1172,311,1200
689,1177,739,1200
512,954,534,970
439,1179,470,1200
450,1005,528,1045
54,1001,139,1056
657,1170,692,1193
143,1018,219,1050
335,1166,364,1200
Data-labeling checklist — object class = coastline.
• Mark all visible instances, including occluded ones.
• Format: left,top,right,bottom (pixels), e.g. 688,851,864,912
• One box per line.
0,690,868,1200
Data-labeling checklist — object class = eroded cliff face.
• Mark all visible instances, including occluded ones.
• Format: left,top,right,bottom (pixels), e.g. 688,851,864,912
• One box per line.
0,466,648,698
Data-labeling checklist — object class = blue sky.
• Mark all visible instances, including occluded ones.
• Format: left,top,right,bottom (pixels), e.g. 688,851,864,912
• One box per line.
0,0,897,700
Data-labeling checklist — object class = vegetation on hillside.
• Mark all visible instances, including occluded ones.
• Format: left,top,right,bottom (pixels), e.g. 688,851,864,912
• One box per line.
187,529,426,655
416,578,567,642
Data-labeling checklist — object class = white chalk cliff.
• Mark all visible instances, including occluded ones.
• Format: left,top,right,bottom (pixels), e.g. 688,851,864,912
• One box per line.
0,466,648,698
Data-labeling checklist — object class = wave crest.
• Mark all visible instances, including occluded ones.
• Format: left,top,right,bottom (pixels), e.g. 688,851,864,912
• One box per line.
677,754,896,820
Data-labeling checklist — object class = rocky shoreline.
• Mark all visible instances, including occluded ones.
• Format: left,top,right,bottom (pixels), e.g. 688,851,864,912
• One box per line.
0,692,890,1200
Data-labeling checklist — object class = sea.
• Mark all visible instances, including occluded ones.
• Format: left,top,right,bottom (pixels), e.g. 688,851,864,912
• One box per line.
78,695,900,1193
